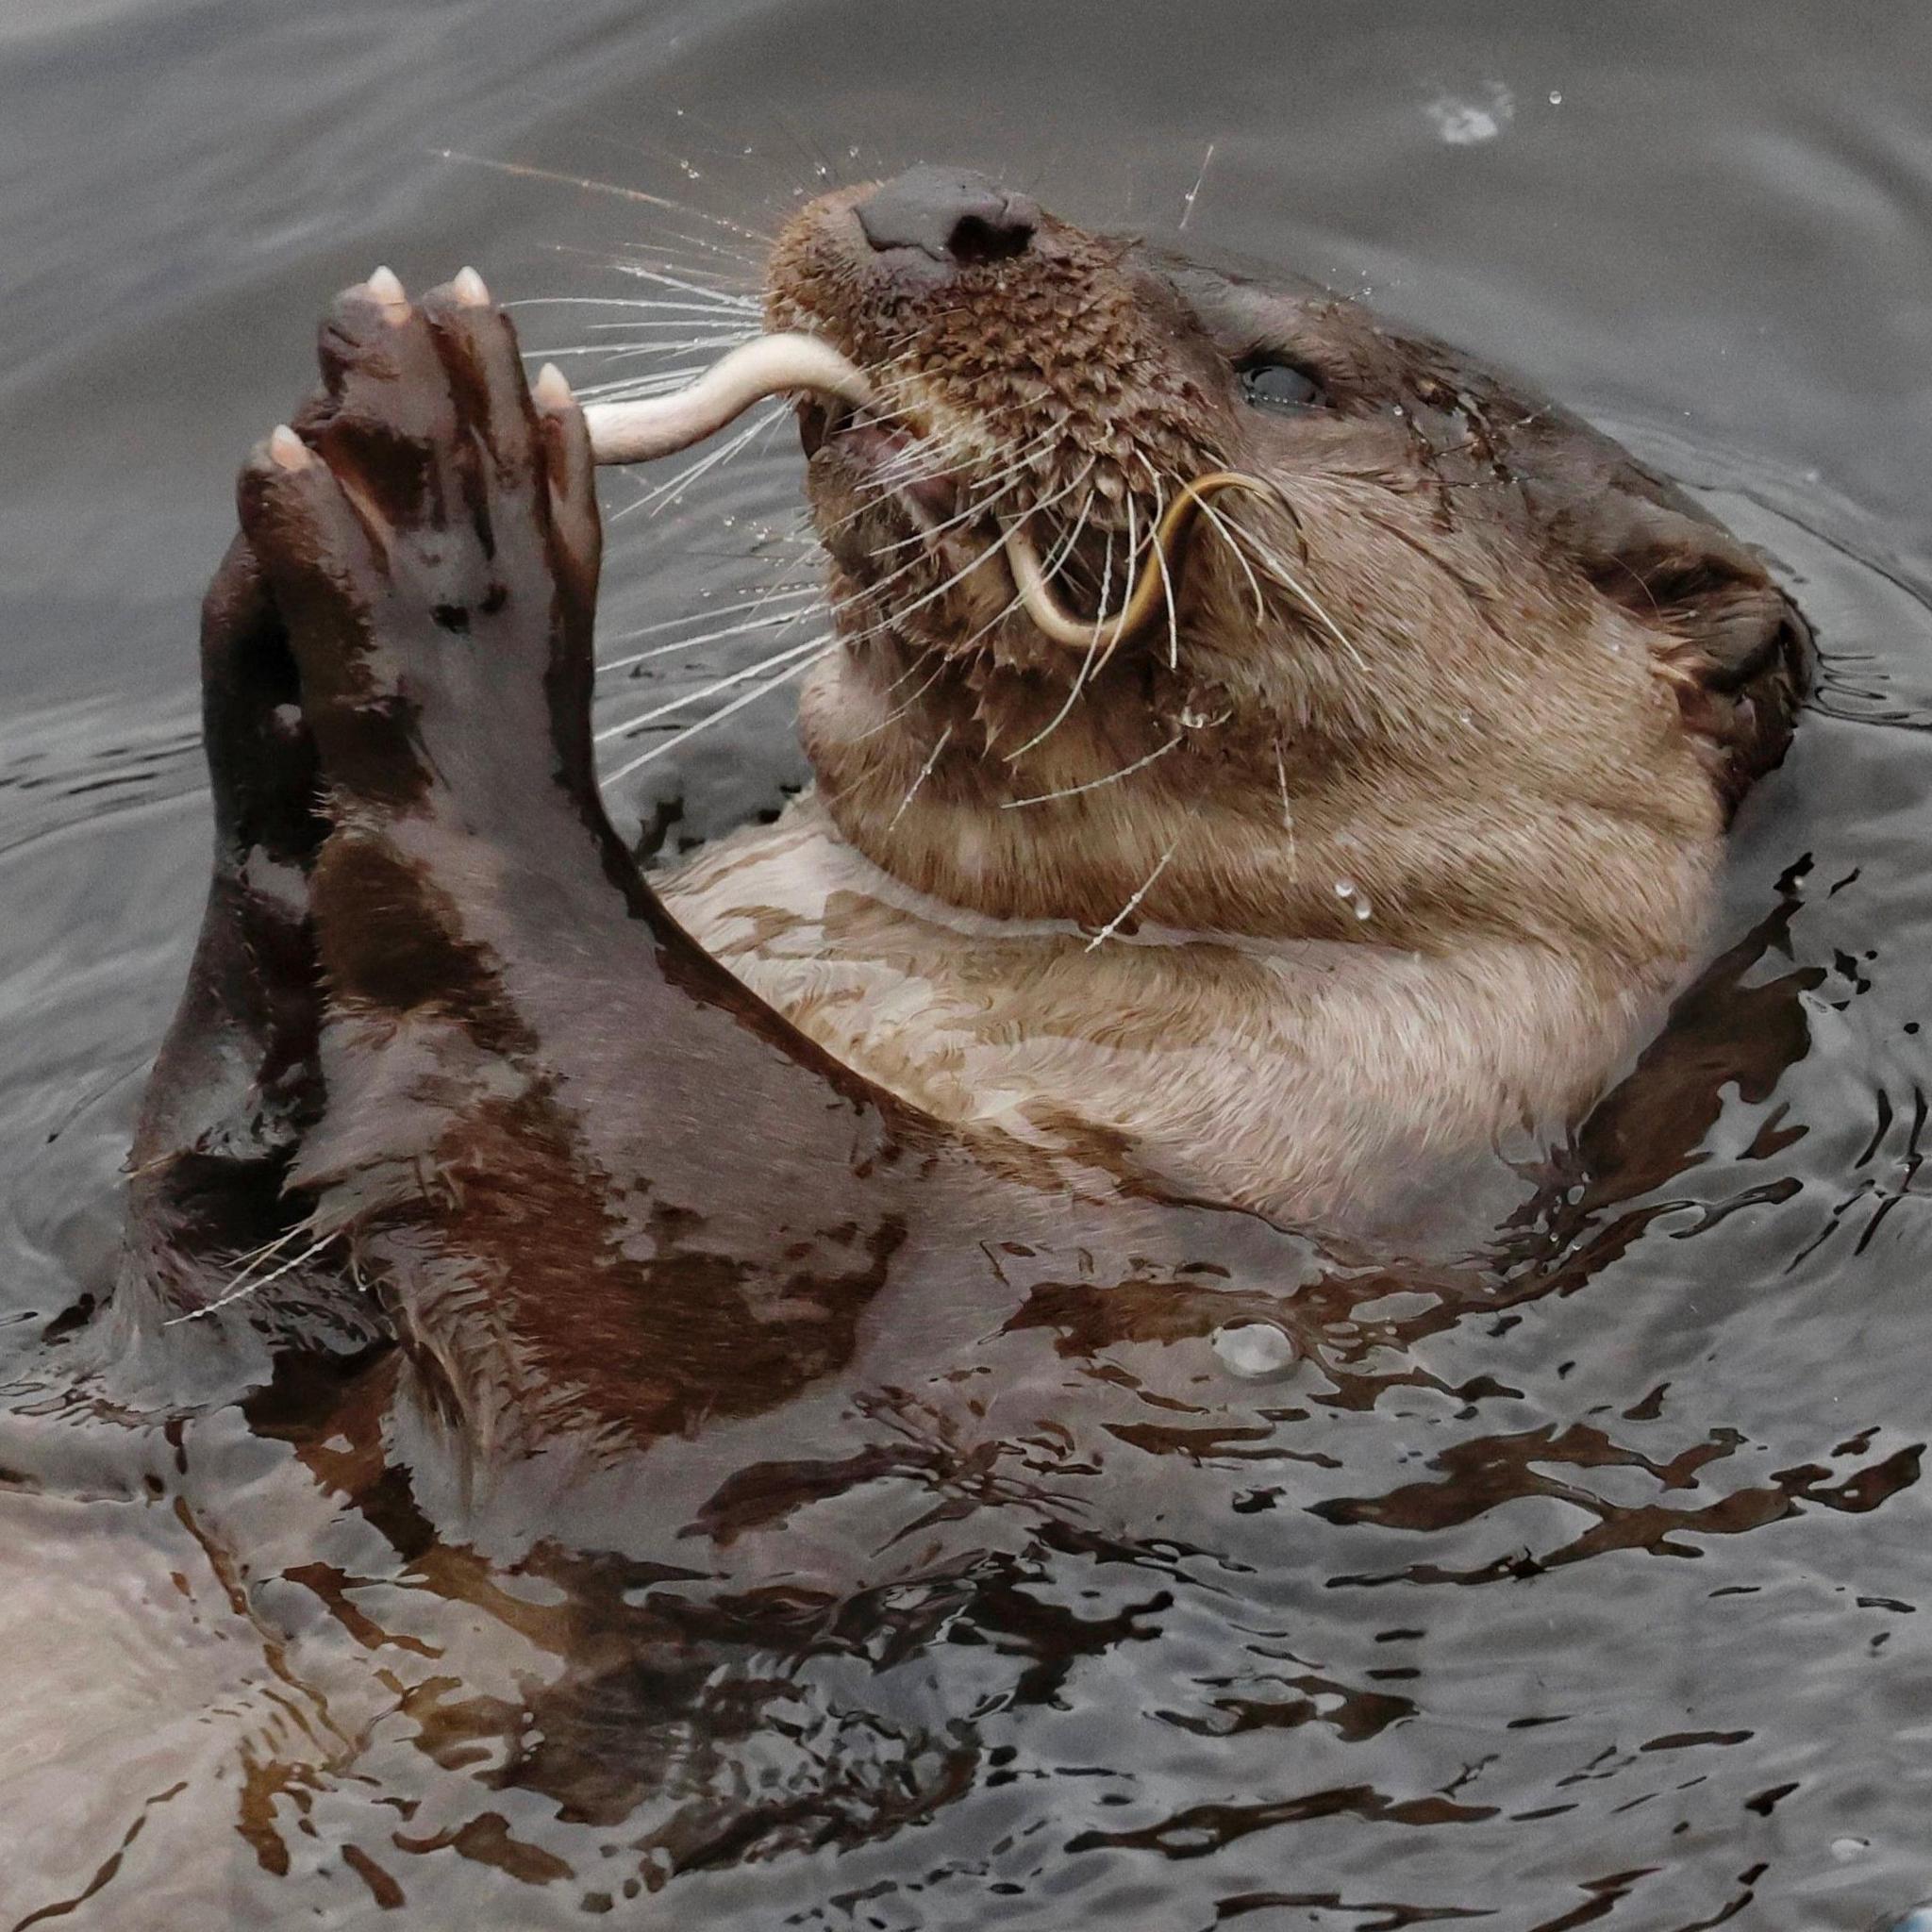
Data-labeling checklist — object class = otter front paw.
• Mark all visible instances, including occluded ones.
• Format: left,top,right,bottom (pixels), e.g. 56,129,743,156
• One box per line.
237,268,603,836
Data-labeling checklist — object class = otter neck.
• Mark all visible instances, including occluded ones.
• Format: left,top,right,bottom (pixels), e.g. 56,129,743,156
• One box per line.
798,598,1722,978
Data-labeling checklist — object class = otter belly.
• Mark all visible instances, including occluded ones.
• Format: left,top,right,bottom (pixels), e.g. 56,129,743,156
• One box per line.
658,794,1674,1227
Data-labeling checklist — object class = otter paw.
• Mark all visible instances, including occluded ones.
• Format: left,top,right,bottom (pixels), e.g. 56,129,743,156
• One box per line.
237,268,603,824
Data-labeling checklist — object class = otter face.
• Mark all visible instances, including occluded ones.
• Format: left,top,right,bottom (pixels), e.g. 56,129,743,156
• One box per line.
763,170,1806,974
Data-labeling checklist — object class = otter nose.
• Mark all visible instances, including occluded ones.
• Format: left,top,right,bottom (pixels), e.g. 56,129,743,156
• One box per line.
854,166,1040,266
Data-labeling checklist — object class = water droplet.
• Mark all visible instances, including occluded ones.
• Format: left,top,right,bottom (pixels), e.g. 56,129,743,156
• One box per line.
1211,1323,1298,1380
1334,877,1373,923
1548,89,1564,106
1832,1835,1871,1862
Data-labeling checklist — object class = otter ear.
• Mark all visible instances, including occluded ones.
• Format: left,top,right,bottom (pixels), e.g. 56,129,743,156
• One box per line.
1527,469,1812,817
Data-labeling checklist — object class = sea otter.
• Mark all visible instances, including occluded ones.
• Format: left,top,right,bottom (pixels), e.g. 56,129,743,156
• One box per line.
114,169,1806,1468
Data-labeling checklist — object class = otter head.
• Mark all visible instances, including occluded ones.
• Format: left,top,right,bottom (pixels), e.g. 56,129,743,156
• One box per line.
763,168,1807,977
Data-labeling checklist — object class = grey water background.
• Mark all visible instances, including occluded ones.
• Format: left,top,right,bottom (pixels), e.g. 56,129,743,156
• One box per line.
4,2,1932,1926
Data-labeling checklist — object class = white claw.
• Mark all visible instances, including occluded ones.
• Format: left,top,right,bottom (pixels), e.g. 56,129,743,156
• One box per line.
268,425,310,472
364,265,408,316
451,265,491,308
532,361,574,409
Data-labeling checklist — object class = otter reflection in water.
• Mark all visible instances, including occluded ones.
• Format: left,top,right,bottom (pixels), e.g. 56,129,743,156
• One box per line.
117,170,1806,1507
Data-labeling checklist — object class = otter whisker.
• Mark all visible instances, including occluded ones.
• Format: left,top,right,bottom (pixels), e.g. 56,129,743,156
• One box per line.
575,364,728,407
210,1225,304,1277
613,405,782,520
852,447,1024,554
593,629,834,744
600,641,836,784
1193,491,1270,623
565,319,764,342
164,1227,338,1324
1037,478,1099,584
864,420,982,485
595,598,826,675
1178,140,1218,231
931,562,1037,667
941,414,1065,491
543,337,761,373
864,403,1058,495
856,476,1038,629
608,260,766,303
818,470,1035,625
579,325,765,347
608,228,770,276
1004,636,1104,765
851,415,1064,545
1225,524,1369,673
598,583,821,651
1001,729,1184,809
542,237,762,292
1084,834,1184,953
918,474,1099,666
1142,467,1182,671
511,293,760,318
843,447,980,532
851,646,955,739
432,151,774,246
1003,525,1121,766
915,475,1099,673
888,724,953,832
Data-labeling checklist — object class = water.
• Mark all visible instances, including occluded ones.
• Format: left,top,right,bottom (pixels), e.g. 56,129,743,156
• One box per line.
4,2,1932,1925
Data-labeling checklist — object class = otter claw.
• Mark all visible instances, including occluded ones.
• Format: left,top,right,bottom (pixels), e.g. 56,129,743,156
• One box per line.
451,265,491,308
268,425,310,472
364,265,408,317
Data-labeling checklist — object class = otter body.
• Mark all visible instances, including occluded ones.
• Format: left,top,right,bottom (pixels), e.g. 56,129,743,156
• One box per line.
111,168,1805,1474
660,798,1672,1224
650,172,1804,1222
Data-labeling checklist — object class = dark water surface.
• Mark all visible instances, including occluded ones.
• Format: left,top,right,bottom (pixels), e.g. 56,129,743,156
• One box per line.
5,3,1932,1926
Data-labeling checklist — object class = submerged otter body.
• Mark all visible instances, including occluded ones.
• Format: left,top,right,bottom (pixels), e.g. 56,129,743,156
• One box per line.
653,171,1807,1223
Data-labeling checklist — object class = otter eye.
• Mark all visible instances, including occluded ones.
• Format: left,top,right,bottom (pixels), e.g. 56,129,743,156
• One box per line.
1240,358,1326,413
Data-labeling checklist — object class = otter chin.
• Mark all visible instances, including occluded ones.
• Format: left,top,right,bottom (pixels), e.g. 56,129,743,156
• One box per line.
620,167,1807,1225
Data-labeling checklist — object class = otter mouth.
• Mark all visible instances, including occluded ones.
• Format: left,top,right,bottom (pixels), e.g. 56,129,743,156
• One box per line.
582,331,1278,656
795,397,960,531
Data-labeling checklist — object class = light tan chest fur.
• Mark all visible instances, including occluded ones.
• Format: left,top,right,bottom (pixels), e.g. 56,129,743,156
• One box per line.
658,794,1691,1229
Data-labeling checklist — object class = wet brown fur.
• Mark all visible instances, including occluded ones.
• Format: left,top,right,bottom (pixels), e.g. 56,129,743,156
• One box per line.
660,186,1809,1222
